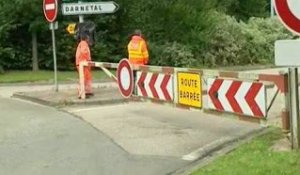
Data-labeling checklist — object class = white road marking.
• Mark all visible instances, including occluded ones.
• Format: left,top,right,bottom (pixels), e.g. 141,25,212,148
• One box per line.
69,107,105,113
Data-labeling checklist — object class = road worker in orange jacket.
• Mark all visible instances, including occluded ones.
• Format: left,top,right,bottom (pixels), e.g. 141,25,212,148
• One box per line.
76,32,93,98
127,29,149,65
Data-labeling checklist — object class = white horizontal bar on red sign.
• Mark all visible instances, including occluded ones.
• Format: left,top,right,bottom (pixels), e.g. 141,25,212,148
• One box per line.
45,3,55,10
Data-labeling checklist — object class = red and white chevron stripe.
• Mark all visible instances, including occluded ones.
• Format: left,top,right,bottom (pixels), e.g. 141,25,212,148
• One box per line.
136,72,173,101
207,78,266,118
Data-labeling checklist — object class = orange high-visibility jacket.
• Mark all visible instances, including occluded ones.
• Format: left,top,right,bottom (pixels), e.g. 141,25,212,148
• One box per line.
76,40,93,94
76,40,91,67
128,36,149,65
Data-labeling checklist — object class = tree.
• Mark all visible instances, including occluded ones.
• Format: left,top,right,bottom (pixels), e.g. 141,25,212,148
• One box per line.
0,0,283,70
0,0,47,70
217,0,269,21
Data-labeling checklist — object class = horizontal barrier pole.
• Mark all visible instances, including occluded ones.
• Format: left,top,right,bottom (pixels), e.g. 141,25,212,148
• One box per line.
99,65,117,82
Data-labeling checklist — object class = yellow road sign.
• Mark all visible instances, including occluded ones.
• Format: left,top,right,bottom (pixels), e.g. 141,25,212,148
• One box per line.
66,23,76,34
177,72,202,108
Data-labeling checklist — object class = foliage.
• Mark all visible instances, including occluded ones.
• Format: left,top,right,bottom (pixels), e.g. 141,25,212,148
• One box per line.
239,17,294,64
217,0,269,21
200,11,246,66
0,0,294,71
199,13,293,67
150,42,196,67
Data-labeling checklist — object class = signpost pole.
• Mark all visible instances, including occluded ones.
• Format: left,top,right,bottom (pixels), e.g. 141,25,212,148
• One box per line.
274,0,300,150
51,23,58,92
79,1,84,22
289,67,300,149
270,0,275,17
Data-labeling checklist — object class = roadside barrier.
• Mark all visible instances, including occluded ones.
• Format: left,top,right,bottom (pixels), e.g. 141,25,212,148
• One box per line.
79,61,289,130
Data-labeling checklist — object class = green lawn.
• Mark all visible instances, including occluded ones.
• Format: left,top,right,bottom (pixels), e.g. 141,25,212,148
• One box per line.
191,128,300,175
0,70,114,83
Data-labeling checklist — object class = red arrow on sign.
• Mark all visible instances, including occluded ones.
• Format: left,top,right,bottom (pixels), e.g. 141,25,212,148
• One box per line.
208,78,266,118
160,74,172,101
226,81,243,114
137,72,148,97
245,83,264,117
274,0,300,35
149,73,159,99
208,79,224,111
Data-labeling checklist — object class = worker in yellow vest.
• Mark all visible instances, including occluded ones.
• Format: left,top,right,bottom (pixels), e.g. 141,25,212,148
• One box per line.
127,29,149,65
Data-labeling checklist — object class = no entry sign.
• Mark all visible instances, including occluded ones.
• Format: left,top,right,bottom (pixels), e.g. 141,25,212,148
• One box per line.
117,59,134,98
274,0,300,35
43,0,58,23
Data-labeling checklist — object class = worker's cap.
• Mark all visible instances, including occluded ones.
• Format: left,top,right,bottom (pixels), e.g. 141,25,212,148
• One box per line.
134,29,142,36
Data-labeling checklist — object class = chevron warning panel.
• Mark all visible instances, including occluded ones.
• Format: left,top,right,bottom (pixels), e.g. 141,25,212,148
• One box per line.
207,78,266,118
136,72,173,101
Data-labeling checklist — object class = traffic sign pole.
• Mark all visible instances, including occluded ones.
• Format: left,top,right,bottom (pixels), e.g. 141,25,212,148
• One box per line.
51,23,58,92
270,0,275,17
78,1,84,23
289,67,300,149
44,0,58,92
274,0,300,149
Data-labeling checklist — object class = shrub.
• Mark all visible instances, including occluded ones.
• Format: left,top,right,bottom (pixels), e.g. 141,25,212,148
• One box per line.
149,41,196,67
240,17,293,64
199,12,246,66
198,13,293,67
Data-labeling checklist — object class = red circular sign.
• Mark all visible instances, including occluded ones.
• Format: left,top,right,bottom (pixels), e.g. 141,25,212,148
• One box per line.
43,0,58,23
117,59,134,98
274,0,300,35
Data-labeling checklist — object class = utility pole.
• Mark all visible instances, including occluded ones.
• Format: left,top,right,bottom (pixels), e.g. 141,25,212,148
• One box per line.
79,1,84,23
271,0,275,17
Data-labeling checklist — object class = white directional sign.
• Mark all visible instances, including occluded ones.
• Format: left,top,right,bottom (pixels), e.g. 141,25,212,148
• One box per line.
62,1,119,15
275,40,300,66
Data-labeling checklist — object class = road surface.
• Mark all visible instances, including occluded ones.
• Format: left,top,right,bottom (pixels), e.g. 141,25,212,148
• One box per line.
0,84,262,175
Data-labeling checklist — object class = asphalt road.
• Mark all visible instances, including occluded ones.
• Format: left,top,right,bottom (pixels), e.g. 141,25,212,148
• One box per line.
0,97,190,175
0,84,264,175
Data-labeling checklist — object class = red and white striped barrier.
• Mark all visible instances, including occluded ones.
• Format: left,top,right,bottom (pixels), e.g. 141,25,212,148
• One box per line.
136,72,173,101
207,78,267,118
79,61,289,127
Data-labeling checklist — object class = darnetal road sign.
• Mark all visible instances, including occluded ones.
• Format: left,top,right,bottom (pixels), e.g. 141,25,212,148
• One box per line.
62,1,119,15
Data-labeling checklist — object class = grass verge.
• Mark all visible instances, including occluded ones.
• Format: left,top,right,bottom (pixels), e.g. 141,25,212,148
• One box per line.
0,70,115,83
191,128,300,175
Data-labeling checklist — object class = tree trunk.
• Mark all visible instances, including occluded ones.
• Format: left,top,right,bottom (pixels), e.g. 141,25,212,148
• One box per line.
32,31,39,71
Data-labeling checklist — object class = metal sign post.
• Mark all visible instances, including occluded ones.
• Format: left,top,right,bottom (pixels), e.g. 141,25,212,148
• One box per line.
270,0,275,17
50,23,58,92
289,67,300,149
78,1,84,22
274,0,300,149
43,0,58,92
